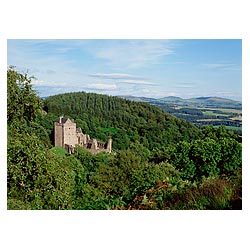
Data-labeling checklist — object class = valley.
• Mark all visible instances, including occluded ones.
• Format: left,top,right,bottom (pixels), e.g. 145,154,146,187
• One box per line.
120,95,242,135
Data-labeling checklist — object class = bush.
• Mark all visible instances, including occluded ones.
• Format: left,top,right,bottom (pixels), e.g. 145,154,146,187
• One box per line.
8,132,75,209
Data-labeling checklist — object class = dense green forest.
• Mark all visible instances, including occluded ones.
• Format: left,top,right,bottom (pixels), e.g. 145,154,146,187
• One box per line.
7,67,242,209
42,91,202,150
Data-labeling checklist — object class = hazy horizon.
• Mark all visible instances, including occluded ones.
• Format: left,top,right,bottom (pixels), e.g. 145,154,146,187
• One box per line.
8,39,242,101
40,91,242,102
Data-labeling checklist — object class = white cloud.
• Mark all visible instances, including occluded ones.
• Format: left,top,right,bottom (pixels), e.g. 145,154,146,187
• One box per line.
89,72,156,85
88,40,175,69
119,79,157,85
86,83,117,91
201,63,239,70
89,73,143,80
32,79,71,87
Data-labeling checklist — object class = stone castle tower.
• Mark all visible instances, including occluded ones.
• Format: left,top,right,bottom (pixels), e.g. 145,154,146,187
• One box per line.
54,116,112,154
54,117,78,148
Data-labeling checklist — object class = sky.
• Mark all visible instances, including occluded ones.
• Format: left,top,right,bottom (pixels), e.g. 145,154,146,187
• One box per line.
7,39,242,101
1,0,249,248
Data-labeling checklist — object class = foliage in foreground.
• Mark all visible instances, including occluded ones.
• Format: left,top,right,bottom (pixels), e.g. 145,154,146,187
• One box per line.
7,68,242,210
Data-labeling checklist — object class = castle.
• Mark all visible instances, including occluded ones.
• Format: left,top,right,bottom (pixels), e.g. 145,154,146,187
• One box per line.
54,116,112,154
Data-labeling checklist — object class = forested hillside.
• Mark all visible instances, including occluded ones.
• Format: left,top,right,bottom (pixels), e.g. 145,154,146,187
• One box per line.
42,92,202,150
120,95,242,134
7,68,242,210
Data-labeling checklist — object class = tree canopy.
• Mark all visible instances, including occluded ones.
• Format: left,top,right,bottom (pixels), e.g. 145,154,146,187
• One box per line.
7,68,242,210
43,91,202,150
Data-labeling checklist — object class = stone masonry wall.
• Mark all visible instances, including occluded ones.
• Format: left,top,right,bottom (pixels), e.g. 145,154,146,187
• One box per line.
63,120,78,146
54,123,63,147
54,116,112,153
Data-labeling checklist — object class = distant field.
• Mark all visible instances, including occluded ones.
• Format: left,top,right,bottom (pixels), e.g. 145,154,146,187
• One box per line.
230,116,242,121
202,111,230,117
199,107,242,114
197,119,224,122
139,97,242,135
215,108,242,114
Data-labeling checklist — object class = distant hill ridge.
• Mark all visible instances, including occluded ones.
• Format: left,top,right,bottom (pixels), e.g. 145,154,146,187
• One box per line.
119,95,241,109
120,95,240,103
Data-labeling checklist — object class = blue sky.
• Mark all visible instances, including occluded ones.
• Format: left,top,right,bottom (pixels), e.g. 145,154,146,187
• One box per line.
7,39,242,101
